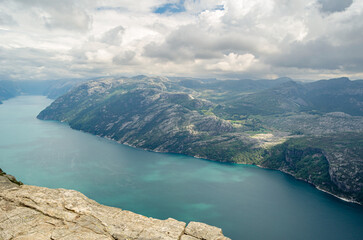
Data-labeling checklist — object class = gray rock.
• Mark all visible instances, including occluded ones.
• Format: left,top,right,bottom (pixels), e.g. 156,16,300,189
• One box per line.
180,235,200,240
184,221,231,240
0,174,230,240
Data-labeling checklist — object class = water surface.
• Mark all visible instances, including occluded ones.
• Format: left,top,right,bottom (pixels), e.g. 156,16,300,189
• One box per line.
1,96,363,240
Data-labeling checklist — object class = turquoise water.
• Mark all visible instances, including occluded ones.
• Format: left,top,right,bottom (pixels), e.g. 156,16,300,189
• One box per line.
1,96,363,240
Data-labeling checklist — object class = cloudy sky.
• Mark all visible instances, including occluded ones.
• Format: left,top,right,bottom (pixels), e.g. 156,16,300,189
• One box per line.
0,0,362,81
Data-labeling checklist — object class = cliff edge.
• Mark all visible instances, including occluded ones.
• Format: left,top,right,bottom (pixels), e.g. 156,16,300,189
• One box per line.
0,170,230,240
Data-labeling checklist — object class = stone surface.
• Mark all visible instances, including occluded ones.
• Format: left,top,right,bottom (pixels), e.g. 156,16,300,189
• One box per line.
0,174,230,240
180,235,199,240
184,222,230,240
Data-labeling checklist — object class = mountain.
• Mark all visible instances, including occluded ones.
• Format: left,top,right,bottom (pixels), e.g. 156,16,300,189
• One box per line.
38,76,363,204
0,81,18,103
0,86,14,104
304,77,363,115
219,77,363,117
177,77,291,93
38,78,259,162
0,79,87,101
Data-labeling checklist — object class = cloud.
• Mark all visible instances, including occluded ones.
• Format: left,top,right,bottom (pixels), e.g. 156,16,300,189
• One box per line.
206,53,258,72
0,0,362,81
0,11,17,26
113,51,137,65
266,0,363,72
0,46,78,80
4,0,92,32
101,26,125,46
267,38,363,71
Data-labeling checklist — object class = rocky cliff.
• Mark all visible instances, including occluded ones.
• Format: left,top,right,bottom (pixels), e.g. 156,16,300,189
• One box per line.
262,134,363,203
0,169,230,240
37,77,261,163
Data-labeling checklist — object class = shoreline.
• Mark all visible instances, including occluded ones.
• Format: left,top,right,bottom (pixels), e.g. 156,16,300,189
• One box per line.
315,186,360,205
76,125,362,206
257,164,361,206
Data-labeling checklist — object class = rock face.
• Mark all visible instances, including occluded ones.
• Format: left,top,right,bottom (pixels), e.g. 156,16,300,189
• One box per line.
262,133,363,204
0,173,230,240
37,77,260,163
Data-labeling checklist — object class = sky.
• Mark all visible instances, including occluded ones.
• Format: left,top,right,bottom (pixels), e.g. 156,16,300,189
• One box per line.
0,0,362,81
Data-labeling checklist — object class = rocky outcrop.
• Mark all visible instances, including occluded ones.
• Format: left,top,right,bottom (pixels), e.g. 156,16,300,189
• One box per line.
261,135,363,204
0,172,230,240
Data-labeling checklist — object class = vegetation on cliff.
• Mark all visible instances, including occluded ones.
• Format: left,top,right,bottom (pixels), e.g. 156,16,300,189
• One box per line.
262,133,363,202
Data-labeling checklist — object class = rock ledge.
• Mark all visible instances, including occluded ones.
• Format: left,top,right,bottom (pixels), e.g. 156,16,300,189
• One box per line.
0,172,230,240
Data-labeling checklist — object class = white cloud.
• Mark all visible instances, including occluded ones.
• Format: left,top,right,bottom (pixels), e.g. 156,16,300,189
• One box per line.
0,0,362,81
207,53,257,72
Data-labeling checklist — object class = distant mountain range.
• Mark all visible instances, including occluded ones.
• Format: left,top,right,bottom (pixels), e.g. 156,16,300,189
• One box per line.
0,79,88,103
215,77,363,117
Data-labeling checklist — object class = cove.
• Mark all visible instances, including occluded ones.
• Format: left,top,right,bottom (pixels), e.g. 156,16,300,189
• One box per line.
0,96,363,240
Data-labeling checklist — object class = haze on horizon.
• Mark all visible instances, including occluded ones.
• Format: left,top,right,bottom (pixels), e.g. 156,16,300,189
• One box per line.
0,0,362,81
